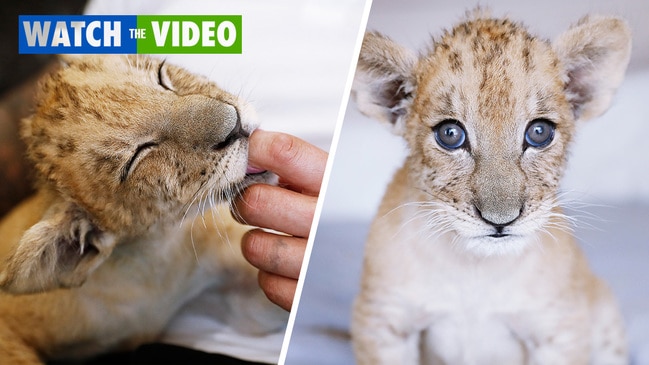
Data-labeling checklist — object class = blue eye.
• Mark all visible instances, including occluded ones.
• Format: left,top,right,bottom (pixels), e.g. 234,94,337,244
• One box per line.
525,119,555,148
434,120,466,150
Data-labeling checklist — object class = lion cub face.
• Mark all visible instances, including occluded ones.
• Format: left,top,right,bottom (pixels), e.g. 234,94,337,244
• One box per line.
1,55,262,293
23,55,258,233
353,13,631,255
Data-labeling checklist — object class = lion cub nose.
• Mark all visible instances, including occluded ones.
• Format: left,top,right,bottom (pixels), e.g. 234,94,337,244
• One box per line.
475,203,522,227
213,114,248,150
472,155,525,229
169,96,246,150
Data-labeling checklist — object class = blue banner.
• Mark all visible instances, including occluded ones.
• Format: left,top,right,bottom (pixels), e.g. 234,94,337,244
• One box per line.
19,15,137,54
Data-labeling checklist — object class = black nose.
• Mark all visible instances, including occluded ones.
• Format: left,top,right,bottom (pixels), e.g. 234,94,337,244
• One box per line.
475,205,520,228
213,117,248,150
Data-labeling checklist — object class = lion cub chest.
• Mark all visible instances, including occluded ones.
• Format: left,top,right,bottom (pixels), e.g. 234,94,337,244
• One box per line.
363,210,571,363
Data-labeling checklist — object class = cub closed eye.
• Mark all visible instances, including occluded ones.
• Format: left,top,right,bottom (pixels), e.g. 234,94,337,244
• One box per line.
434,119,467,150
524,119,555,149
120,142,158,183
157,61,174,91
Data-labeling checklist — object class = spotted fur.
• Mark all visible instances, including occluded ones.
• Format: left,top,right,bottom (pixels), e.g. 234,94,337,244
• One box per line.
352,10,631,364
0,55,286,364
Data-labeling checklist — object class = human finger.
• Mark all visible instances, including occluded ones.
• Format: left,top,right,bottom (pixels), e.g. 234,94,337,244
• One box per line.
258,270,296,311
241,229,305,279
234,184,316,237
247,130,327,196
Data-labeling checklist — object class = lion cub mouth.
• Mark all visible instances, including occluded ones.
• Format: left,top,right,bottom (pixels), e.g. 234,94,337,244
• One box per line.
245,165,266,175
241,165,273,189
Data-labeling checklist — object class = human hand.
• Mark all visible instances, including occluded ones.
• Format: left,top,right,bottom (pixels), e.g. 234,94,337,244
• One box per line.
233,130,327,311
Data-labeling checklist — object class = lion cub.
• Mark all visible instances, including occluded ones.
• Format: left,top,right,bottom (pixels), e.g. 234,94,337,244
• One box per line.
0,55,286,364
351,11,631,365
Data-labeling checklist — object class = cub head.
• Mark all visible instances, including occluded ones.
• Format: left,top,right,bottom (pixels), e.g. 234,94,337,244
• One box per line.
353,12,631,256
1,55,267,293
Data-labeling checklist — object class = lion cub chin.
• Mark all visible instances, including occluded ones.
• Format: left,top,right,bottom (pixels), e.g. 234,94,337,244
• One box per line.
351,11,631,365
0,55,287,364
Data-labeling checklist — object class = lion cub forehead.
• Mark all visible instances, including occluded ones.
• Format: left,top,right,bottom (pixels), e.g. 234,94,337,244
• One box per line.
429,11,554,68
56,55,158,86
413,14,567,133
61,54,156,72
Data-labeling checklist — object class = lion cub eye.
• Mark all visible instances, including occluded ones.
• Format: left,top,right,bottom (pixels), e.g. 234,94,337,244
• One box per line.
120,142,158,183
157,61,174,91
525,119,555,149
434,120,467,150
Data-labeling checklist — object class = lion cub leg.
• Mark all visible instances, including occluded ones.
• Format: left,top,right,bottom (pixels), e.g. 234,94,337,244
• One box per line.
351,296,421,364
590,283,627,364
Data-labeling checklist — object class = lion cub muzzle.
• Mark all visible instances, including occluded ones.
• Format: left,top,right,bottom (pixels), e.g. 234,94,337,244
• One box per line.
167,95,245,151
472,153,525,230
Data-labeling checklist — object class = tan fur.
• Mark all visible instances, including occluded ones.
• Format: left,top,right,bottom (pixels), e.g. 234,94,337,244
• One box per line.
0,55,286,364
352,11,631,364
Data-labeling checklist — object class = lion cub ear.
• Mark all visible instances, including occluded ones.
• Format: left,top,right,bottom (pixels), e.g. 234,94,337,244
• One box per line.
0,200,116,294
352,31,418,136
553,15,632,121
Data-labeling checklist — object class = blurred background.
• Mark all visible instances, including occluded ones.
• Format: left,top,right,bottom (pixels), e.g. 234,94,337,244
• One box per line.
286,0,649,364
0,0,86,217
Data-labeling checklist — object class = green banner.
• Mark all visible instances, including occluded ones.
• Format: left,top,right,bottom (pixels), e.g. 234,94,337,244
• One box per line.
136,15,241,54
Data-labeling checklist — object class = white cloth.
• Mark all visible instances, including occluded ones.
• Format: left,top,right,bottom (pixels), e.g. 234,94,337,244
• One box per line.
84,0,365,363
